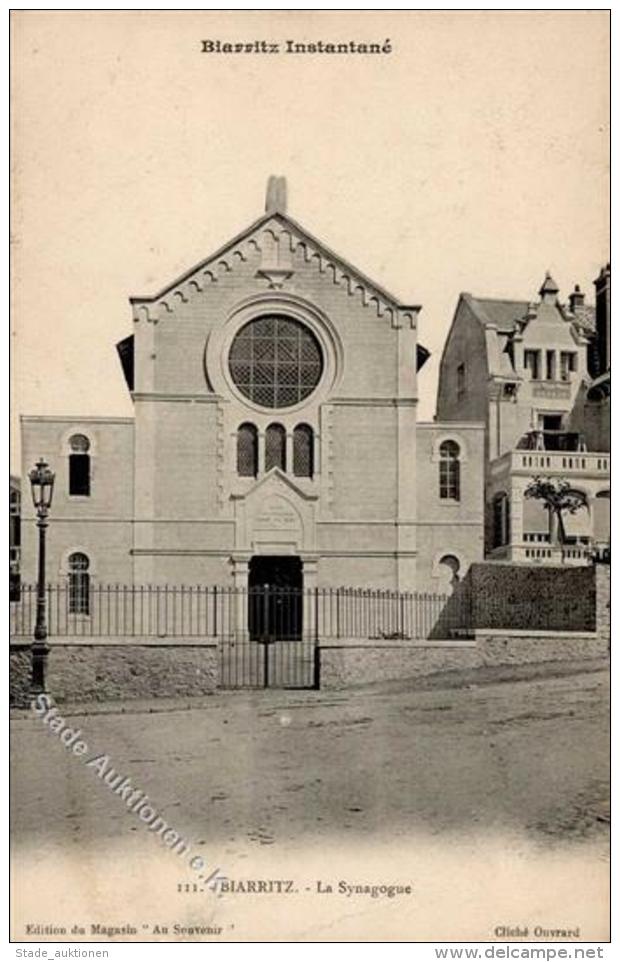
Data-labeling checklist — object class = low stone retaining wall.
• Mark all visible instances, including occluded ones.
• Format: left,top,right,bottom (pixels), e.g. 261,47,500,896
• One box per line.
477,630,608,666
10,645,32,707
10,628,608,703
318,640,482,689
317,631,607,689
10,638,218,707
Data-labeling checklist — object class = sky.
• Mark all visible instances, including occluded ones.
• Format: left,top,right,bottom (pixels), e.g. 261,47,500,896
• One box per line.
11,10,610,472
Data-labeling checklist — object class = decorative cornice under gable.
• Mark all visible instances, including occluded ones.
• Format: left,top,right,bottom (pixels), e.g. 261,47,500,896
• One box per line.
129,211,421,329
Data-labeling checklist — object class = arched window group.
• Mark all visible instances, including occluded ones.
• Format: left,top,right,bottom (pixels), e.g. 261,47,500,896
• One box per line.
68,552,90,615
439,440,460,501
237,423,315,479
68,434,91,497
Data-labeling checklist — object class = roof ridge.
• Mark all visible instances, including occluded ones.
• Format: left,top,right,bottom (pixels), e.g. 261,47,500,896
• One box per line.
473,295,530,306
130,210,419,312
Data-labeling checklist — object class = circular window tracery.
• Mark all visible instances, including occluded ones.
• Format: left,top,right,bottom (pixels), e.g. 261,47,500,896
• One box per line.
228,314,323,409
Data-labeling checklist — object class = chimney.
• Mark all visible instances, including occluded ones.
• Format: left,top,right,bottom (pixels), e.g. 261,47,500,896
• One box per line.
569,284,585,315
538,271,559,305
594,263,611,373
265,175,287,214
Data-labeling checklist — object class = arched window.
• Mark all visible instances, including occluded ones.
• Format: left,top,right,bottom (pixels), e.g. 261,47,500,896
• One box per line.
438,554,461,593
237,423,258,477
265,423,286,472
439,441,460,501
68,552,90,615
492,493,511,547
293,424,314,478
68,434,91,496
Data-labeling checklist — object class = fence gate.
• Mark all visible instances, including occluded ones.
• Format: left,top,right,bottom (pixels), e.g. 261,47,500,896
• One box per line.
219,586,317,689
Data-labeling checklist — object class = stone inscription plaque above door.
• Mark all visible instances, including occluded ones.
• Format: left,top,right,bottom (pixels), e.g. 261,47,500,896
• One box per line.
254,496,300,532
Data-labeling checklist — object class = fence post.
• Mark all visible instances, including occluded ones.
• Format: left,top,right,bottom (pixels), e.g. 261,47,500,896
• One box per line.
336,588,341,639
313,587,320,689
262,585,270,688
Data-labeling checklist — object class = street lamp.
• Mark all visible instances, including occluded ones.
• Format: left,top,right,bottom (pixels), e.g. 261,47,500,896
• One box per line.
28,458,55,694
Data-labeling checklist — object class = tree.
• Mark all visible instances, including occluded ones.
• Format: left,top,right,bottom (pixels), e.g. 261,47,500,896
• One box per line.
523,477,588,561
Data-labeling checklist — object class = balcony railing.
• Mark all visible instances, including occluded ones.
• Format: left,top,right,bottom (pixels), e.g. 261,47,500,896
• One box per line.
491,449,610,477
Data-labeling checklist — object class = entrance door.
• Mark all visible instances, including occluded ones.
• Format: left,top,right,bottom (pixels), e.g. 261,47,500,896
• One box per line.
248,556,303,641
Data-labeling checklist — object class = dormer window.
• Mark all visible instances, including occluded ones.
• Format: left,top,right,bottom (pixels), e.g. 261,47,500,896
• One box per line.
524,350,541,380
560,352,577,381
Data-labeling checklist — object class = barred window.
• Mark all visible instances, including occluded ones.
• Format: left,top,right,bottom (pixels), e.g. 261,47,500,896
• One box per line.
265,423,286,472
229,315,323,409
293,424,314,478
69,434,91,496
237,423,258,477
68,552,90,615
439,441,460,501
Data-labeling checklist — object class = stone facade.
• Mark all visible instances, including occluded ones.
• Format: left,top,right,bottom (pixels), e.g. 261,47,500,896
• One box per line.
19,182,485,610
415,422,485,591
19,417,134,584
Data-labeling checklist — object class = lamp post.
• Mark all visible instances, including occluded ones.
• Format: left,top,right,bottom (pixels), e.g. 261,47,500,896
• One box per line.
28,458,55,695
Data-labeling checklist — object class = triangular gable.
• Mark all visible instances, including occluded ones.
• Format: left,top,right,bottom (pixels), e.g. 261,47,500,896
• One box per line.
129,211,421,325
230,467,319,503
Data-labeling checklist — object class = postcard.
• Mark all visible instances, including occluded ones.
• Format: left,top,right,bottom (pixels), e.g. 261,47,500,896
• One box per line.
10,9,610,944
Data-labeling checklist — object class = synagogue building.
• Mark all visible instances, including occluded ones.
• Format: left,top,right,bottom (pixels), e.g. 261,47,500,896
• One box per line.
19,179,485,601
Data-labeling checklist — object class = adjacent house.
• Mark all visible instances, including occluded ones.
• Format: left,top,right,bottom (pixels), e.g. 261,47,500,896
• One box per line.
436,269,611,563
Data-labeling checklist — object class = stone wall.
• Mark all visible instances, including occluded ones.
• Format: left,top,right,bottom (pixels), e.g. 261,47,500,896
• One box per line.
11,640,218,706
318,640,483,688
318,630,607,690
595,564,610,645
463,562,597,632
476,631,607,666
11,578,609,702
10,644,32,708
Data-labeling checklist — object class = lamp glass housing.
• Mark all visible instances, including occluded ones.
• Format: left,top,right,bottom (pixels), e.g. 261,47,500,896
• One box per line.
29,459,55,512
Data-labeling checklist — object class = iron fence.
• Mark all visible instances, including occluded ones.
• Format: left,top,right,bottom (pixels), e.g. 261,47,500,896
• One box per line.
9,583,471,641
